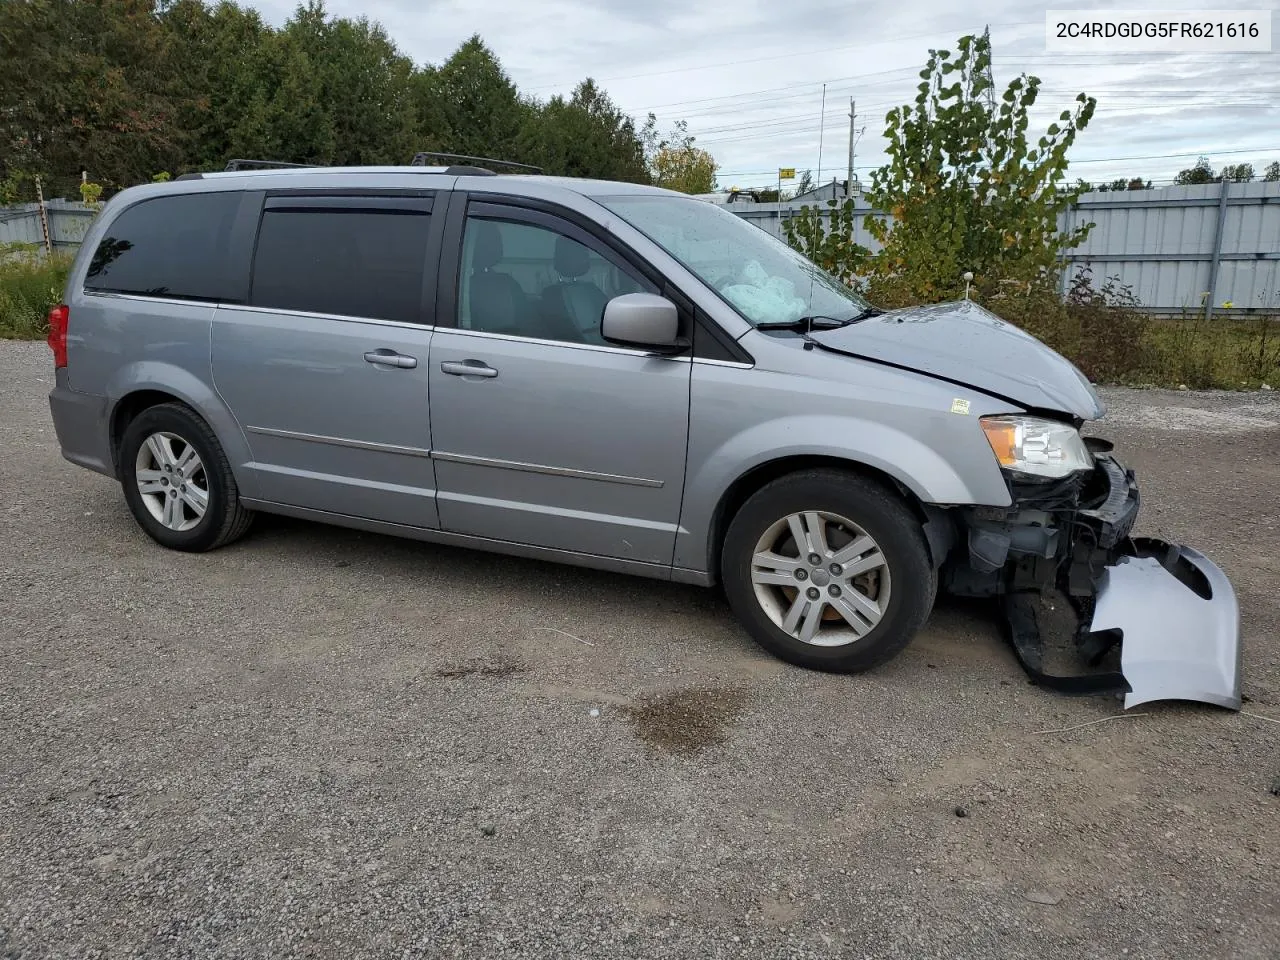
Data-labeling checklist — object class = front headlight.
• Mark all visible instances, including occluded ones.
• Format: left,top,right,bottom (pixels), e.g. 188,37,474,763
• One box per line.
980,415,1093,479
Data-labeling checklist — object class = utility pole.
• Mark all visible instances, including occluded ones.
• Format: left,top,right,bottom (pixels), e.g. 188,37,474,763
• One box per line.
817,83,827,187
847,99,855,197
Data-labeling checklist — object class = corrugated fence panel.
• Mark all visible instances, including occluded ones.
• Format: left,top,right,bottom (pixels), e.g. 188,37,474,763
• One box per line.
45,200,97,250
0,201,98,255
0,204,45,249
744,182,1279,314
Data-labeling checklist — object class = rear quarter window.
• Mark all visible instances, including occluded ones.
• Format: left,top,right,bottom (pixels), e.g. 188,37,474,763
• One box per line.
83,192,241,302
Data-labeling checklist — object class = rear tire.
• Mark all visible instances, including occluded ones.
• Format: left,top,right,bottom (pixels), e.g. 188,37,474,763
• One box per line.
720,469,935,673
119,402,254,552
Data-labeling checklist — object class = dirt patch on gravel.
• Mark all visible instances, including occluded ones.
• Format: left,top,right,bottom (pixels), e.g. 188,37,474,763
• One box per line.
623,685,750,756
433,657,526,680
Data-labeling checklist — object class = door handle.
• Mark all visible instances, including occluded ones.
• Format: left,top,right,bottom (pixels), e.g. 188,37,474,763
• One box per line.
440,360,498,379
364,350,417,369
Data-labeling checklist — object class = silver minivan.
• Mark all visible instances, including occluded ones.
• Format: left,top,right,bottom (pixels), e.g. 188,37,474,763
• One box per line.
46,161,1241,710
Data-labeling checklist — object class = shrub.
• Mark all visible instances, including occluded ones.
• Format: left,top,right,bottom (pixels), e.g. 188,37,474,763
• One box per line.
0,247,72,339
978,268,1149,383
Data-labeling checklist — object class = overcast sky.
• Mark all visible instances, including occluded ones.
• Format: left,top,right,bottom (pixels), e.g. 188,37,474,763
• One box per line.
247,0,1280,188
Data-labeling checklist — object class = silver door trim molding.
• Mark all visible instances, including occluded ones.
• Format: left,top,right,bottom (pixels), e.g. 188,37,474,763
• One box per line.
82,291,220,309
693,357,755,369
223,303,436,331
431,450,664,488
444,326,692,361
246,425,433,458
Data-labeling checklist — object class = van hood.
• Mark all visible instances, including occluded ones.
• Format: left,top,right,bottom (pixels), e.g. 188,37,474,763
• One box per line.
811,299,1106,421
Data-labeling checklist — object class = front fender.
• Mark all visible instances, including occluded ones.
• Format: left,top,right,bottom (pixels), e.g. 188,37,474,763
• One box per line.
673,413,1012,572
105,361,258,498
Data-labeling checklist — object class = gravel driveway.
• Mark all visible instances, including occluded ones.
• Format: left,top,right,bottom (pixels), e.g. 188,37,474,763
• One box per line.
2,339,1277,959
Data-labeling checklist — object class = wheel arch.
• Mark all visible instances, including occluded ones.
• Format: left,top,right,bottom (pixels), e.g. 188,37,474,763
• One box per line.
703,455,932,587
109,389,185,471
105,363,254,495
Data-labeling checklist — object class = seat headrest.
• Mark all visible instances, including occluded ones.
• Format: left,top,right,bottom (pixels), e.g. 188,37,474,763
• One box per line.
554,236,590,279
472,221,504,270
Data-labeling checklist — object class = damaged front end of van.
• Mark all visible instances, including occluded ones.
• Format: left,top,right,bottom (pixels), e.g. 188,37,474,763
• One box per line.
941,422,1242,711
811,301,1242,710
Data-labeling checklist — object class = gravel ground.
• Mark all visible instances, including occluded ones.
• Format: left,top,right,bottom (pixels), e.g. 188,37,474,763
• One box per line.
1,338,1278,959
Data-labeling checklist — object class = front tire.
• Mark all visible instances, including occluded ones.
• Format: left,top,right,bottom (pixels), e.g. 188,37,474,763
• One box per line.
119,403,254,552
721,469,935,673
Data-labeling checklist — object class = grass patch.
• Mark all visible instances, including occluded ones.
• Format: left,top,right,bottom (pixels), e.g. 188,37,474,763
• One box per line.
1136,316,1280,390
0,247,72,339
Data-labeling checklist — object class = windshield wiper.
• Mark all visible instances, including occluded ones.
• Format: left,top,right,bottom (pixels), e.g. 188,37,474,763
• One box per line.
755,307,883,332
844,306,884,324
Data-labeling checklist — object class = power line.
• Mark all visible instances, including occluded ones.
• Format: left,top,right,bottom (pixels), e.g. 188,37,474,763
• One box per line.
712,144,1280,178
684,89,1279,147
1071,145,1280,164
527,19,1042,91
623,67,920,115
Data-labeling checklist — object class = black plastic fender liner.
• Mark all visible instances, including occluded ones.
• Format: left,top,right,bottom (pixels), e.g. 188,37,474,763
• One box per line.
1002,591,1128,695
1000,536,1242,709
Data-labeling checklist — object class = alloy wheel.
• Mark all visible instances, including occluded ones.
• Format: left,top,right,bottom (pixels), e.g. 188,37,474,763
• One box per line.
750,510,892,647
134,431,209,532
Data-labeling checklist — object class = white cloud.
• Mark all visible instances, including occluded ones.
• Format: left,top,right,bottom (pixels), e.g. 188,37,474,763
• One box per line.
248,0,1280,185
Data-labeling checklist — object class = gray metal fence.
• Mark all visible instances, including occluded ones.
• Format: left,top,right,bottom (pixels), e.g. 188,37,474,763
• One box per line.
729,181,1280,316
0,199,98,255
3,183,1278,315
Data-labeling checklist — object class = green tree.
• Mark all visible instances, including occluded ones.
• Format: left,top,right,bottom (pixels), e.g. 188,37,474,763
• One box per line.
1264,161,1280,182
782,196,866,288
862,31,1095,304
792,169,814,197
521,79,648,181
0,0,186,195
645,120,716,193
0,3,685,192
1220,162,1255,183
1175,156,1218,185
315,13,419,165
255,5,338,164
158,0,270,172
432,35,532,162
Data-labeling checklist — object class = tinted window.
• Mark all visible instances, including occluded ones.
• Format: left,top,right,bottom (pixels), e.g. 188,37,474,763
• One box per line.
458,217,646,345
84,192,240,301
251,207,432,323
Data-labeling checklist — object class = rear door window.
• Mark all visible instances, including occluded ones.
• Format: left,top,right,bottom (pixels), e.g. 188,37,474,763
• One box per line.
249,199,433,324
84,192,241,301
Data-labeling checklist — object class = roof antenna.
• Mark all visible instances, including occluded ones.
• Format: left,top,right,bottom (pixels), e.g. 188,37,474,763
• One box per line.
963,271,974,300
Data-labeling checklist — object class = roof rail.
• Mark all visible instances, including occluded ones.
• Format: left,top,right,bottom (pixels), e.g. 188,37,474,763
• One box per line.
410,152,542,174
224,159,320,172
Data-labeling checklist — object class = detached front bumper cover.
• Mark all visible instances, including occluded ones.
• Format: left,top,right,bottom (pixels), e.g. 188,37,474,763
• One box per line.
1091,540,1242,710
959,452,1243,712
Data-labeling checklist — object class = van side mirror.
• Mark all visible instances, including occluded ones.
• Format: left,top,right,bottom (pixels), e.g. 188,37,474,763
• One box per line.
601,293,685,353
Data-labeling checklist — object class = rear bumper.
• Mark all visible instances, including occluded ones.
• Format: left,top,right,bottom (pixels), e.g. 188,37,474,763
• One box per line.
944,452,1242,711
48,370,115,479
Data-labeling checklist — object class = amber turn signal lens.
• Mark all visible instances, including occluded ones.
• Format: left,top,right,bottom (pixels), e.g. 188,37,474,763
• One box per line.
981,419,1019,467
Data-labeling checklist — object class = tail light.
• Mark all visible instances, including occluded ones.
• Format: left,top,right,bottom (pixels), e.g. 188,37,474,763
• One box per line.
47,304,69,368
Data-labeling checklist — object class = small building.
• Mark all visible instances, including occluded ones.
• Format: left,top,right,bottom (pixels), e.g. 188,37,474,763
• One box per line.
791,179,858,204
